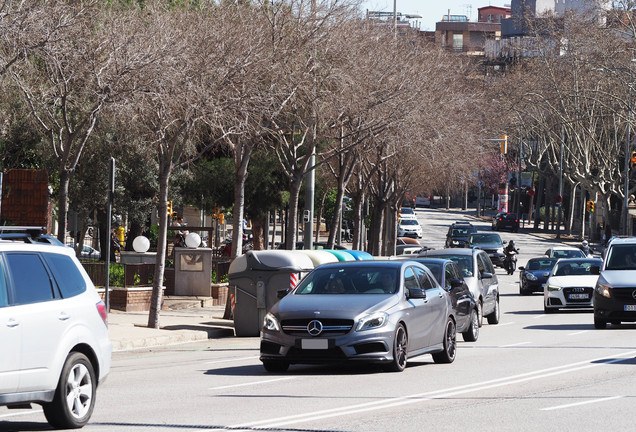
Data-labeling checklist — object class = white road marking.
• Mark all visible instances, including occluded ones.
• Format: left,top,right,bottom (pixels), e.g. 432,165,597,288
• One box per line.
497,322,515,327
541,395,624,411
230,349,636,430
533,314,547,319
209,376,296,390
498,341,532,348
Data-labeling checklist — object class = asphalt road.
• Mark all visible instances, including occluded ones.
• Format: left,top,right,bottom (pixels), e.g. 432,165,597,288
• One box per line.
3,207,636,432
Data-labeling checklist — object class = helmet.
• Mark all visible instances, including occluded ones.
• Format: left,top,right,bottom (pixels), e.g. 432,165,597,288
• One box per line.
582,240,588,246
508,240,515,246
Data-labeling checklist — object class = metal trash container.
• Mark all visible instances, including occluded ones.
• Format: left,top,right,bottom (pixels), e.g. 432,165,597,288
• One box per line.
228,250,314,337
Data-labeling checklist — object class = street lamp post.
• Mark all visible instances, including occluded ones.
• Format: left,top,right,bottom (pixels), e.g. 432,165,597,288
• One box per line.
622,65,632,235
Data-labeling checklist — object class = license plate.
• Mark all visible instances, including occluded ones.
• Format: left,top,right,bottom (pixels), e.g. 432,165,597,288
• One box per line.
568,294,589,300
301,339,328,349
625,305,636,311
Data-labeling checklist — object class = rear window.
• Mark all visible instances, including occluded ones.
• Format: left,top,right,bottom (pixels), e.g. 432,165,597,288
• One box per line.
43,253,87,298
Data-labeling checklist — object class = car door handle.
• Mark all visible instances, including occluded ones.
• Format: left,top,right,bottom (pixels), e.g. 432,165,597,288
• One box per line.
6,318,19,328
58,312,71,321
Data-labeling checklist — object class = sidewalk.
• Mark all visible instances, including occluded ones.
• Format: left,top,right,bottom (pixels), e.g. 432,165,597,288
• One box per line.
107,300,235,352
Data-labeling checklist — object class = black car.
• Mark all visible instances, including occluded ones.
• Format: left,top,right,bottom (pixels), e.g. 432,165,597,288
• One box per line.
410,258,479,342
445,222,477,248
518,257,558,295
467,232,506,267
492,213,520,232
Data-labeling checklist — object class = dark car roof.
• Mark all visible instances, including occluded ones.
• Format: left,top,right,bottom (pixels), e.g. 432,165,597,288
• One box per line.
419,248,476,257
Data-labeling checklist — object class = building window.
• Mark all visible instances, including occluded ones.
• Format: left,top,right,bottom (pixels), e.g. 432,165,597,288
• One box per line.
453,33,463,51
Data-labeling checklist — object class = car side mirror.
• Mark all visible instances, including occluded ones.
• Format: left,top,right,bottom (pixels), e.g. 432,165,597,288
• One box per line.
518,266,525,271
481,272,493,279
277,289,290,299
407,287,427,300
449,279,463,290
590,265,600,275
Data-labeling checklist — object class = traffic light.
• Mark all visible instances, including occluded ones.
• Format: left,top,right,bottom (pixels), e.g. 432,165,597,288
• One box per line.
218,213,224,224
586,200,595,213
500,135,508,155
631,151,636,168
167,200,173,218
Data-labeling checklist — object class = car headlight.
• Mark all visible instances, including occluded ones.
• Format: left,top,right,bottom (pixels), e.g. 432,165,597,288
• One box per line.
452,240,459,245
356,312,389,331
547,284,561,292
525,272,538,281
497,248,504,254
596,282,612,298
263,312,281,331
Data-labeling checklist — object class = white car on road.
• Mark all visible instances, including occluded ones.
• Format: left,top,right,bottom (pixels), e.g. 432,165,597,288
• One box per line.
544,258,602,313
0,228,111,429
397,218,423,238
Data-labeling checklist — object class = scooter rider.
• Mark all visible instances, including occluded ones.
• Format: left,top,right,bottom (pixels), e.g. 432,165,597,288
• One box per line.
504,240,519,271
580,240,591,256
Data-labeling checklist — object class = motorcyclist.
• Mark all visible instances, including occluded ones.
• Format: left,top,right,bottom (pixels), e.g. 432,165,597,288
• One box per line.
580,240,591,256
503,240,519,272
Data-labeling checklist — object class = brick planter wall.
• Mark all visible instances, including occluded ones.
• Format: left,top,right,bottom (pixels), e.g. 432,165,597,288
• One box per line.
97,286,164,312
211,283,229,306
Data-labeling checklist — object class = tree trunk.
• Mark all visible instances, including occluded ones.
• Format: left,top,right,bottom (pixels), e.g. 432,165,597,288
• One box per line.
56,169,72,243
148,161,171,329
285,175,303,250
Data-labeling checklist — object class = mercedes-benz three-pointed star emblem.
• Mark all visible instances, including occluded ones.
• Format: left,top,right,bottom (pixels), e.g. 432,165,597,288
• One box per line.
307,320,323,336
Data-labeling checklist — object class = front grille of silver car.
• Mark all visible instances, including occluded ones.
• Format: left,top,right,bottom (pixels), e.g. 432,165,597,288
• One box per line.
281,318,354,336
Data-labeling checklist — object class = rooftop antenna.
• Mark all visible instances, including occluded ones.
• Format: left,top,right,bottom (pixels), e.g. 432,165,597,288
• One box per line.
462,3,473,21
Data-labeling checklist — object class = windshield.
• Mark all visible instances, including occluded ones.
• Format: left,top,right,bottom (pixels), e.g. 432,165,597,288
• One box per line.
551,249,585,258
400,219,419,226
416,261,442,282
425,254,473,277
469,234,501,245
294,266,399,295
452,228,470,236
526,259,556,271
606,244,636,270
553,259,602,276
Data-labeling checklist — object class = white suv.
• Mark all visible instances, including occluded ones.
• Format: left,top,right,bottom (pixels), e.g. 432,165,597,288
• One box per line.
0,228,111,429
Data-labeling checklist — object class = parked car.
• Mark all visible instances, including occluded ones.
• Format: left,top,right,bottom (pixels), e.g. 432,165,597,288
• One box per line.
593,237,636,328
0,228,112,429
445,221,477,248
544,258,602,313
397,218,423,238
419,248,500,326
410,258,479,342
260,260,457,372
518,257,558,295
467,232,506,267
544,246,586,259
492,212,520,232
80,245,101,260
415,195,431,208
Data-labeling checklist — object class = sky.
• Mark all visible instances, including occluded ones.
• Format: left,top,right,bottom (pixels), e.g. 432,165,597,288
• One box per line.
361,1,510,32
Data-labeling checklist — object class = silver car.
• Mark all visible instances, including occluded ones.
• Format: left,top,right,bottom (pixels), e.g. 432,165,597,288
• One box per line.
419,248,500,326
260,261,457,372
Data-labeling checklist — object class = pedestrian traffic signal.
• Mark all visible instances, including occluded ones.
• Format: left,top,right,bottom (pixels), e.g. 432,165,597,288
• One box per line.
631,151,636,168
167,200,173,218
586,200,595,213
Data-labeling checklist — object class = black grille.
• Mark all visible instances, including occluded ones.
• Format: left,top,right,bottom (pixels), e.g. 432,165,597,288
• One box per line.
286,346,347,362
260,341,281,355
354,342,388,354
612,288,636,303
281,318,354,336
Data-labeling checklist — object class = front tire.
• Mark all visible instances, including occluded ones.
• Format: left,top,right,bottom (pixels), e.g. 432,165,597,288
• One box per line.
486,297,500,324
43,352,96,429
594,316,607,329
433,319,457,364
462,308,479,342
385,324,408,372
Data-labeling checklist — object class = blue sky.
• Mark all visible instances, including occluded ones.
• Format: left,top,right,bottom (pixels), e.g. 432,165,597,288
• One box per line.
361,1,510,31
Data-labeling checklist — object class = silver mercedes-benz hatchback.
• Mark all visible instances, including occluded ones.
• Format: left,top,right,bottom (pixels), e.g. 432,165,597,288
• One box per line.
260,260,457,372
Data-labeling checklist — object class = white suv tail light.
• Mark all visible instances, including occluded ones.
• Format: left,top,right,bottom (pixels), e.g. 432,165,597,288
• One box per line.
96,300,108,327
